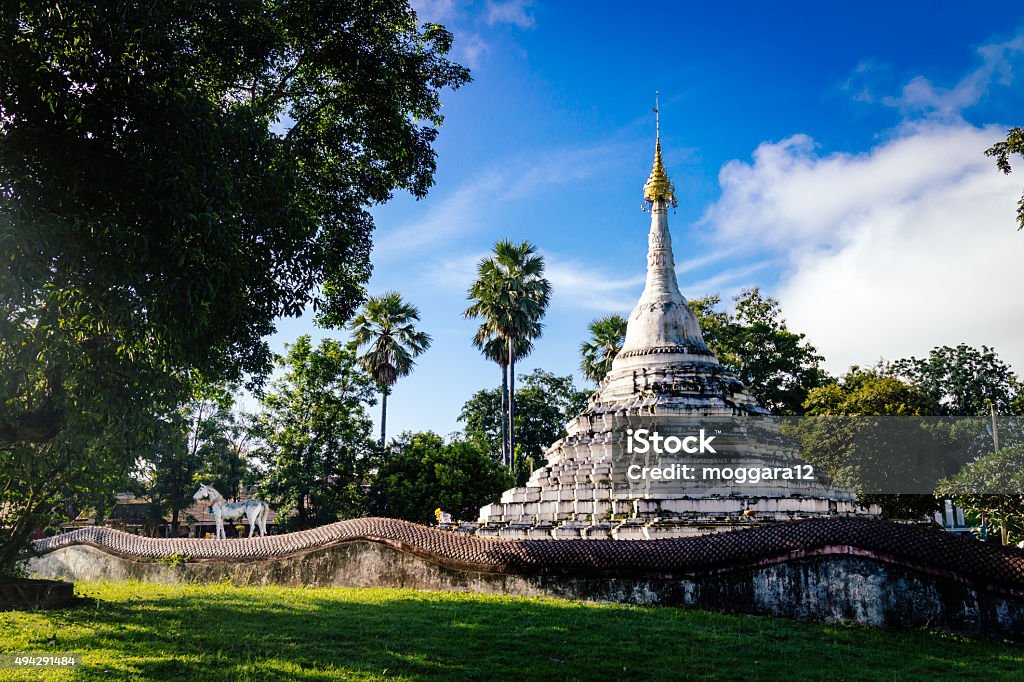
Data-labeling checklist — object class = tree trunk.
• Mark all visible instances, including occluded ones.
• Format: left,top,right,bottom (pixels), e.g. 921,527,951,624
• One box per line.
508,338,516,471
171,508,179,536
380,388,388,451
499,366,508,467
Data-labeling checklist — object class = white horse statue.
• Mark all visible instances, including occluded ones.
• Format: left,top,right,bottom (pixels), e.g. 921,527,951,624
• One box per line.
192,484,270,539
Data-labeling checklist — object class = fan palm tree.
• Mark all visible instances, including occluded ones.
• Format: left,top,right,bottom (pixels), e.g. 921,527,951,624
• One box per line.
472,322,538,467
465,241,550,467
351,292,431,449
580,314,628,384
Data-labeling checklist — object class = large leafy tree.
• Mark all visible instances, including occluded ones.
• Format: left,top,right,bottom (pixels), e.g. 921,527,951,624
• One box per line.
985,127,1024,230
689,289,828,415
460,369,588,481
0,1,467,570
368,431,513,525
937,444,1024,545
464,241,551,467
891,344,1021,416
579,314,628,384
795,368,942,519
802,368,939,417
350,292,431,449
253,336,377,530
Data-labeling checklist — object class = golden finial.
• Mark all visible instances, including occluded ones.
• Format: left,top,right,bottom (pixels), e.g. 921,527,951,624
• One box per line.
643,91,677,209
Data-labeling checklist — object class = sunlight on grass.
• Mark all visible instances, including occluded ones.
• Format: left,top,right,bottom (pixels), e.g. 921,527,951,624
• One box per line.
0,581,1020,680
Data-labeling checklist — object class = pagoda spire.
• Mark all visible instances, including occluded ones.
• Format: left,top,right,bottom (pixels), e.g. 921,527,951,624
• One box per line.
643,92,677,209
614,100,712,362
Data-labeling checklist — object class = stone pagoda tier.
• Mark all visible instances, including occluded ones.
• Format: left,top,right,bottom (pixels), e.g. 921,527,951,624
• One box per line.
477,134,879,538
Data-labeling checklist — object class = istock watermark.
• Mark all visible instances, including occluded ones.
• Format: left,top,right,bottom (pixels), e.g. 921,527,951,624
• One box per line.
626,428,717,454
623,427,816,484
626,463,815,483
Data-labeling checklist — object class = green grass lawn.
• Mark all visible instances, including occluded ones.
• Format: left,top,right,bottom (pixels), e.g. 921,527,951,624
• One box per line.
0,580,1021,681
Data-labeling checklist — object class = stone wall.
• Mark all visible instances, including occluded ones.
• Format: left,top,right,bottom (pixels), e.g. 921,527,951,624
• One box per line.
29,517,1024,639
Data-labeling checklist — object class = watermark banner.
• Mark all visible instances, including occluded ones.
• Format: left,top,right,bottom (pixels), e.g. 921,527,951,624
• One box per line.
605,415,1023,495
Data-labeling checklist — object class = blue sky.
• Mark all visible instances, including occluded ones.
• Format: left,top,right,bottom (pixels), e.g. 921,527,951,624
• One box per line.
265,1,1024,437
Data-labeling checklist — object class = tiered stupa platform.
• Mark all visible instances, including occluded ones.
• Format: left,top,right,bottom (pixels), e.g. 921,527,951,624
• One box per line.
477,134,879,538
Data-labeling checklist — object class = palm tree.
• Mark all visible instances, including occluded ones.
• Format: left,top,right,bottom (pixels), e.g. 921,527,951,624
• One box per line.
580,314,628,384
465,241,550,467
472,322,537,467
351,292,431,449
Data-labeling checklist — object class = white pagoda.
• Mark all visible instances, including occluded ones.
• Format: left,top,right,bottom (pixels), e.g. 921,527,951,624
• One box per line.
478,126,878,538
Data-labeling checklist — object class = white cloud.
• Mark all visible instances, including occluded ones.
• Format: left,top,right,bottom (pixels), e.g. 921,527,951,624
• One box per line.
881,32,1024,119
485,0,535,28
700,121,1024,375
842,59,889,104
457,33,489,70
702,125,1001,249
373,172,503,262
374,143,624,262
544,256,644,313
681,260,775,300
411,0,459,22
423,251,486,291
422,252,643,314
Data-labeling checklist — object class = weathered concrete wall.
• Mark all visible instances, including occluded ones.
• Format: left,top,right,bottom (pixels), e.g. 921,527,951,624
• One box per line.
29,539,1024,640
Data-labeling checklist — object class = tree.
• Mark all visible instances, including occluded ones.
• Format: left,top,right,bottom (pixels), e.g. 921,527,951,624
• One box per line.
141,390,254,536
580,314,628,384
689,289,828,414
985,127,1024,230
350,293,431,449
891,344,1021,416
464,241,551,467
195,409,256,505
937,444,1024,545
368,432,513,525
253,336,377,530
0,1,468,572
469,325,536,469
795,368,943,519
144,386,240,536
802,367,939,417
460,369,589,480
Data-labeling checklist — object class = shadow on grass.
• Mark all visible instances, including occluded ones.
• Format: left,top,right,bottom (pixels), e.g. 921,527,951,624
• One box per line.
12,582,1024,681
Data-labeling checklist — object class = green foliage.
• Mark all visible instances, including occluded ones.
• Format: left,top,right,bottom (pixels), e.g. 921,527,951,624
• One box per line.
349,292,431,447
891,344,1021,416
460,369,588,479
794,369,943,519
368,431,513,524
195,410,257,506
350,293,431,391
464,240,551,466
579,314,628,384
689,289,829,414
937,444,1024,545
141,384,253,535
0,1,467,572
156,552,192,571
254,336,377,530
803,367,939,417
985,127,1024,230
